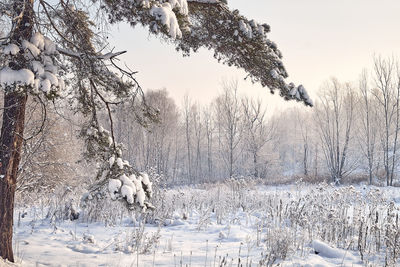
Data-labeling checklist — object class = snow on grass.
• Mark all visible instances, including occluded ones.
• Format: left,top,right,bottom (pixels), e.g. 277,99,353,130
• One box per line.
11,182,400,266
0,260,19,267
311,240,357,260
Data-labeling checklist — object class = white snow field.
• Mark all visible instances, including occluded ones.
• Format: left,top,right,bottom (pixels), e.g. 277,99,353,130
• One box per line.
4,181,400,266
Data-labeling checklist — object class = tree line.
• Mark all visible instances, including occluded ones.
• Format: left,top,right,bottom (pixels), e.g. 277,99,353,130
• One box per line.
111,56,400,186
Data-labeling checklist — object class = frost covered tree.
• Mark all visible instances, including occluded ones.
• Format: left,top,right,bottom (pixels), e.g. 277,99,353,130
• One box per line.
0,0,311,262
17,102,81,194
241,97,275,178
215,80,243,178
139,89,179,176
315,79,356,184
357,70,378,185
371,56,400,186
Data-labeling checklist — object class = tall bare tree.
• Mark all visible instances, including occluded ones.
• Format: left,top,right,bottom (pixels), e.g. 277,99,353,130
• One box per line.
357,70,378,184
192,103,203,181
316,79,356,184
214,80,243,178
241,97,275,178
203,106,214,179
371,56,400,186
295,109,312,177
182,95,193,182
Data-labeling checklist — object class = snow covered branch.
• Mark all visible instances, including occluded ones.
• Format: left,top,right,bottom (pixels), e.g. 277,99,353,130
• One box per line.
99,0,313,106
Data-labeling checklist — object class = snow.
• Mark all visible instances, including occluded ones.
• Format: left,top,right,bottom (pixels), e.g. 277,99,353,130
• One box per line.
119,174,137,195
239,20,253,39
22,40,41,58
150,3,182,38
58,78,65,91
121,184,135,204
43,71,59,87
136,188,146,206
2,44,20,55
30,32,45,51
298,85,313,106
132,175,142,190
0,67,35,87
108,179,122,200
9,183,400,266
109,156,115,167
312,240,355,260
0,33,63,94
32,79,39,93
169,0,188,15
107,136,113,146
0,260,18,267
270,68,281,80
39,79,51,93
116,157,123,169
44,63,57,74
187,0,219,3
141,172,150,185
31,61,44,76
43,37,56,55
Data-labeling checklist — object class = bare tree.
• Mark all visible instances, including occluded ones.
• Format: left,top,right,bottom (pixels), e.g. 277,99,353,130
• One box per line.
182,95,193,183
241,97,275,178
315,79,356,184
371,56,400,186
357,70,378,184
214,80,243,178
17,102,82,195
296,110,312,177
142,89,179,176
203,106,214,180
191,103,203,181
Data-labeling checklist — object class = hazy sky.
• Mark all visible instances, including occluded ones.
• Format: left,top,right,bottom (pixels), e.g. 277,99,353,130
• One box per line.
110,0,400,110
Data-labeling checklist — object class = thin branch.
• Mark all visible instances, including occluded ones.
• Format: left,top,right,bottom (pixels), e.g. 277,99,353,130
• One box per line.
89,78,117,151
23,94,47,142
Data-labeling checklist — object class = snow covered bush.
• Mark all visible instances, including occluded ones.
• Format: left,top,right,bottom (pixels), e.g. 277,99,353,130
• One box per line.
117,224,161,254
259,227,295,266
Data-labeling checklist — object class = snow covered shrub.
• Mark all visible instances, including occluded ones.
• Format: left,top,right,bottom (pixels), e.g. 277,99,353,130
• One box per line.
259,227,295,266
45,187,78,223
115,224,161,254
80,191,128,225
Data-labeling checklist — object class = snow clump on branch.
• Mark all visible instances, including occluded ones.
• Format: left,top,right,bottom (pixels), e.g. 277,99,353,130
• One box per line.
0,32,64,97
150,3,182,38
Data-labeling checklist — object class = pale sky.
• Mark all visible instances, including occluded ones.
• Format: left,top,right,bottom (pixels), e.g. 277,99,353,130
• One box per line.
110,0,400,111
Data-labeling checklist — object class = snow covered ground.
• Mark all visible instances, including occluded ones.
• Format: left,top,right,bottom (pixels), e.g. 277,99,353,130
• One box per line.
3,182,400,266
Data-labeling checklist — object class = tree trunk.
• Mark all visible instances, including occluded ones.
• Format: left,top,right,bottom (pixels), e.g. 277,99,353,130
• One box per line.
0,0,33,262
303,143,308,177
253,150,258,178
0,93,28,262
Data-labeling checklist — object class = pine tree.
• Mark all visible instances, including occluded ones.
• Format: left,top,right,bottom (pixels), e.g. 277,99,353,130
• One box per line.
0,0,311,262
